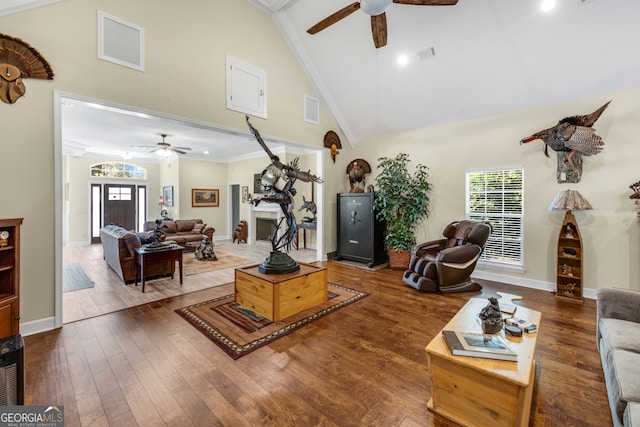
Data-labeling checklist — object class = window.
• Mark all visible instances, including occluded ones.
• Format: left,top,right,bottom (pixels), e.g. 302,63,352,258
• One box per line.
90,162,146,179
466,168,524,268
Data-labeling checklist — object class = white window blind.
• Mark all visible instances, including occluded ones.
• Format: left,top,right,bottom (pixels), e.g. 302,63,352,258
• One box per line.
466,168,524,267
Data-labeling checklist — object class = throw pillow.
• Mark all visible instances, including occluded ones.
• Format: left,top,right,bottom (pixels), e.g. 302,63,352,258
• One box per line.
192,223,205,234
122,232,141,258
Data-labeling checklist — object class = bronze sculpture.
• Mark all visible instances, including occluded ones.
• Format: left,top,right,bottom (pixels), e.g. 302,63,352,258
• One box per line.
245,116,323,274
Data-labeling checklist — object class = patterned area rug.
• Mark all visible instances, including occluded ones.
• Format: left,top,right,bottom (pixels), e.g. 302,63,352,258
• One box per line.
176,283,368,359
63,263,95,292
182,247,252,276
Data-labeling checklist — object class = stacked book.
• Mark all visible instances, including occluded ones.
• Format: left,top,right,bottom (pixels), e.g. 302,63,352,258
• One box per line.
442,330,517,362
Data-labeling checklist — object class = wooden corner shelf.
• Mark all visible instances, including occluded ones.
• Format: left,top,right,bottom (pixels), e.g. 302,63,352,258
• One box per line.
0,218,23,338
556,211,583,303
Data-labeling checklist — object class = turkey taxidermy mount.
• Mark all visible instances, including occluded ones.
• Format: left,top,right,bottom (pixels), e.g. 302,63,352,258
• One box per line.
307,0,459,49
520,101,610,184
0,33,54,104
324,131,342,163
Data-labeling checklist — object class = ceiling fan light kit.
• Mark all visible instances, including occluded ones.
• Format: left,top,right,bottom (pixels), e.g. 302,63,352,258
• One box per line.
360,0,392,16
131,133,192,159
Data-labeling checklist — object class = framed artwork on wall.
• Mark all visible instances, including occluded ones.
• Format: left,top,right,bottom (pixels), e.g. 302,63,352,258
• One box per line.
163,186,173,207
242,186,250,203
254,173,264,194
192,189,219,207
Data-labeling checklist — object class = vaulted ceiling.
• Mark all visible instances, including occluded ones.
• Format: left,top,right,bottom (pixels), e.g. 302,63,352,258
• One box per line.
259,0,639,146
4,0,639,160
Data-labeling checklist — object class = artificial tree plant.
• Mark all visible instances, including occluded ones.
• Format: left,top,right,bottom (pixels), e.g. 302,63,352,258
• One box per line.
373,153,432,269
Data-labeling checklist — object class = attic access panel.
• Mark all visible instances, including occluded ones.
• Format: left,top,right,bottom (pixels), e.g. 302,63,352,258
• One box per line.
226,55,267,119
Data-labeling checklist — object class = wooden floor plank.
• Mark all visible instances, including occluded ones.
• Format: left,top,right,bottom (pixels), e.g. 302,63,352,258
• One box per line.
24,244,612,426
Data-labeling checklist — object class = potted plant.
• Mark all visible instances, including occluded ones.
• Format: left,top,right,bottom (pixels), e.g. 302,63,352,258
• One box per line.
373,153,432,269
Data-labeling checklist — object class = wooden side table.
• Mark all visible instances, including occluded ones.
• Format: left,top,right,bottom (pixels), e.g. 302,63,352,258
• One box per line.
135,245,183,292
295,222,317,250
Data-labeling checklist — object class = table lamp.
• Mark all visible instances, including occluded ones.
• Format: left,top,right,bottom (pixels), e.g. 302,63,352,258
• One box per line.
158,195,164,217
548,189,592,220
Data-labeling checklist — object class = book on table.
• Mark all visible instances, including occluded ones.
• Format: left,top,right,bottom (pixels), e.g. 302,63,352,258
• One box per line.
442,330,517,362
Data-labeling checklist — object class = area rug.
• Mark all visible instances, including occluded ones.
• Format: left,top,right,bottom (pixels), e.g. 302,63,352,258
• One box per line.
63,263,95,292
175,283,368,359
182,247,252,276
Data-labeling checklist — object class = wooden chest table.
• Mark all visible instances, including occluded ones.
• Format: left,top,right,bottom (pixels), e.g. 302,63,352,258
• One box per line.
425,298,541,427
234,263,327,321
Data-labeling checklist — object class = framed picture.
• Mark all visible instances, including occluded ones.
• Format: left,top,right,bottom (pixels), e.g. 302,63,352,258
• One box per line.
254,173,264,194
192,189,219,207
163,186,174,207
242,186,250,203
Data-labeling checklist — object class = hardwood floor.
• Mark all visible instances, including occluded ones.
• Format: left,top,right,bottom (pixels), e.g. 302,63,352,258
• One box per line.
63,241,318,323
31,262,610,426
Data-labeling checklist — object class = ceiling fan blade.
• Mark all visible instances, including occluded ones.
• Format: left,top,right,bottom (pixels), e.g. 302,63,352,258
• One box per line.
130,145,157,149
307,2,361,34
171,148,188,155
393,0,458,5
371,13,387,48
173,146,192,151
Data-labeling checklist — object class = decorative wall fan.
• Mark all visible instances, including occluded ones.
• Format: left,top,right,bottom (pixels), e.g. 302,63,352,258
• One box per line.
132,134,192,156
307,0,459,48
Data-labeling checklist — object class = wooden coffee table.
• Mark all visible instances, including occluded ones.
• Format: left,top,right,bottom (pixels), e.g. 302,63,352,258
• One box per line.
425,298,541,427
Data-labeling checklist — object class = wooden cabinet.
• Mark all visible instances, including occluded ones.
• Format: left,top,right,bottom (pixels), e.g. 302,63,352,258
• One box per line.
0,218,22,338
556,212,583,303
234,263,327,322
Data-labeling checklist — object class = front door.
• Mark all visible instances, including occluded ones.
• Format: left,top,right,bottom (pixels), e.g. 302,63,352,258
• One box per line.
104,184,136,231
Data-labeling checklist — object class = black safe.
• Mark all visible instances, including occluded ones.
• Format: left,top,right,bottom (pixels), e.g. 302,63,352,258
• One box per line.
336,193,387,267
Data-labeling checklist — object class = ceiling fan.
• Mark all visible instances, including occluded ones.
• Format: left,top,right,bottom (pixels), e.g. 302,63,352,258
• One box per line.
307,0,459,49
131,134,192,156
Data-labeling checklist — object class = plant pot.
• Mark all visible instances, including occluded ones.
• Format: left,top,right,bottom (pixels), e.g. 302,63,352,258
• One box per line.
388,249,410,270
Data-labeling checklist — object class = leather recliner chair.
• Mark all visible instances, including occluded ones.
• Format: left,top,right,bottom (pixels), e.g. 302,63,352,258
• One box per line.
402,220,492,293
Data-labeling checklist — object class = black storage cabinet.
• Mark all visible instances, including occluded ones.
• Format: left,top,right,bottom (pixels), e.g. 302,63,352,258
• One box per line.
336,193,387,267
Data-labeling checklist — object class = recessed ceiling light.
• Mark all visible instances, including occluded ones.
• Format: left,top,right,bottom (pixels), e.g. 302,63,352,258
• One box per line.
204,151,210,155
397,54,409,66
541,0,556,12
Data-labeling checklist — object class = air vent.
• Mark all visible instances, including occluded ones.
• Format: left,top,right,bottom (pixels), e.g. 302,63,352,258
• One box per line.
304,95,319,125
419,47,436,61
98,11,145,71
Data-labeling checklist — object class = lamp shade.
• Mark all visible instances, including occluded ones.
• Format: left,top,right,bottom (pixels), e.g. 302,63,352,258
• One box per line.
548,190,592,211
158,196,164,206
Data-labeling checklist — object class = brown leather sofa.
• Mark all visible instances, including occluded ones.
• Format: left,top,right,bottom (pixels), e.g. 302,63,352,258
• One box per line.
100,224,175,284
143,219,215,245
402,220,492,293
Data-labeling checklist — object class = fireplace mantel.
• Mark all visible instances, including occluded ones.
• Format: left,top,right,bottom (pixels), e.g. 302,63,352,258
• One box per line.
247,202,284,245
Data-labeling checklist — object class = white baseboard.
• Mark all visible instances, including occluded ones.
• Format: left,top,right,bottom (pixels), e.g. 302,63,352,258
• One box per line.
20,316,58,337
66,240,91,247
472,269,596,300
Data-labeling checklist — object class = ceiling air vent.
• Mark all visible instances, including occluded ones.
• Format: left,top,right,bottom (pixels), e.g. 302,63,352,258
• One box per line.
419,47,436,61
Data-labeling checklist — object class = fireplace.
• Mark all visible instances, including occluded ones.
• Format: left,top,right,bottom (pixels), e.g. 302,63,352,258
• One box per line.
255,217,277,242
247,202,284,245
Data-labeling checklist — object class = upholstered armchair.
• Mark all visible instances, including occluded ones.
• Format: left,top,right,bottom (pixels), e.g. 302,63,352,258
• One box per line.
402,220,492,293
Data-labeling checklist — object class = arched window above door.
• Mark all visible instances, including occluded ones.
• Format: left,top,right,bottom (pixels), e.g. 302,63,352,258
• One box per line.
90,162,147,179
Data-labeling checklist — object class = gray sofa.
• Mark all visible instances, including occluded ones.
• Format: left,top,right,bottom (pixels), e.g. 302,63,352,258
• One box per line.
597,288,640,427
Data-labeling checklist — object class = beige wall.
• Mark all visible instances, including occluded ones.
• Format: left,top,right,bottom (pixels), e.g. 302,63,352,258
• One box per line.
330,88,640,294
0,0,332,330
